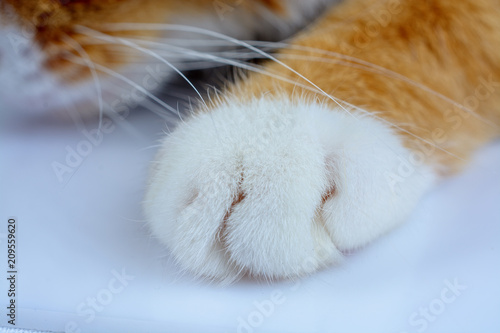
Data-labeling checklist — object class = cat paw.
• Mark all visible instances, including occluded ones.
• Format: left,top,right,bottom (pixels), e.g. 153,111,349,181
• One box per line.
144,97,434,282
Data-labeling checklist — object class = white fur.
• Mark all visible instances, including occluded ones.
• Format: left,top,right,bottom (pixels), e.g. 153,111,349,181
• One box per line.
144,97,436,282
0,24,79,116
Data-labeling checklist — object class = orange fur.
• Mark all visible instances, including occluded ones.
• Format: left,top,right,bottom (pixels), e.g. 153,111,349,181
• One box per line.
0,0,291,82
227,0,500,173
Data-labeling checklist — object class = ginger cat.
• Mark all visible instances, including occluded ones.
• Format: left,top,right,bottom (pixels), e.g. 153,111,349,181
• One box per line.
1,0,499,283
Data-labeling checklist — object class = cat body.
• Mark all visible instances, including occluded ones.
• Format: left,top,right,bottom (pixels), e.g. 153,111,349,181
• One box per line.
1,0,499,282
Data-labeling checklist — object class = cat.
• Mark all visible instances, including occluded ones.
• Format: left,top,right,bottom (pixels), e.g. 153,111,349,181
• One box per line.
1,0,499,283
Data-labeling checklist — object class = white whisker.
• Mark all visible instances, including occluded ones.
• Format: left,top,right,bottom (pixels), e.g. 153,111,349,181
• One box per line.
75,26,208,110
100,25,495,127
61,34,105,129
97,23,356,118
202,38,497,128
63,53,183,120
77,23,470,159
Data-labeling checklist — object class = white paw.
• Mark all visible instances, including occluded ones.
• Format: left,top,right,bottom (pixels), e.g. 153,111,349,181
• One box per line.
144,97,434,282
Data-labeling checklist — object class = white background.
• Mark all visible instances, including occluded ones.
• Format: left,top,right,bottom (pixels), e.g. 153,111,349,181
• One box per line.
1,102,499,333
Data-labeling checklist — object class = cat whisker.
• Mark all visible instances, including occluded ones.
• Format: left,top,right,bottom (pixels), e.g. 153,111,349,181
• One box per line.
99,35,273,58
137,143,166,152
61,34,105,130
97,23,356,118
277,53,497,128
76,33,225,137
102,25,495,127
150,40,500,132
113,35,365,123
357,106,464,160
138,99,178,128
90,23,471,160
104,85,174,122
202,38,498,128
74,26,209,110
170,55,464,160
64,53,186,123
79,36,274,63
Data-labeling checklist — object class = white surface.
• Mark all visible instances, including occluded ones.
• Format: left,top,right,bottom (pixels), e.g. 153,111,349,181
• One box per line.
1,105,499,333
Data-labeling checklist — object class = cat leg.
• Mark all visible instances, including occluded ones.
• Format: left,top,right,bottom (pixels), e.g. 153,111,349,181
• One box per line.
144,0,500,282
